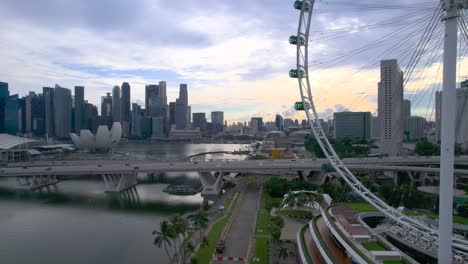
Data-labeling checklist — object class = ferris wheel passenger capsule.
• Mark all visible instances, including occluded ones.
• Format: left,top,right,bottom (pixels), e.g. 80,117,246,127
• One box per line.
294,101,310,111
289,69,305,78
294,1,311,11
289,36,305,45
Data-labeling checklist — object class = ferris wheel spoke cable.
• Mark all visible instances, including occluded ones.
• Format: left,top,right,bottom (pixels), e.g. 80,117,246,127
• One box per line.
292,0,468,255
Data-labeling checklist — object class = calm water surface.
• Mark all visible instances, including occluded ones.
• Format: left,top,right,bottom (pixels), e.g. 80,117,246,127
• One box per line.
0,142,248,264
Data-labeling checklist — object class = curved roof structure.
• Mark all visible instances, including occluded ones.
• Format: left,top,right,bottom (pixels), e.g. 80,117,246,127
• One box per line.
0,134,37,150
263,131,287,141
70,122,122,151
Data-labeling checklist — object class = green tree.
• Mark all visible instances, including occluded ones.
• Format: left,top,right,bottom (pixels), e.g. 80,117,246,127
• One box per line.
191,210,209,242
152,220,176,263
271,216,285,229
415,139,440,156
266,176,287,197
271,224,282,244
279,244,289,259
458,202,468,217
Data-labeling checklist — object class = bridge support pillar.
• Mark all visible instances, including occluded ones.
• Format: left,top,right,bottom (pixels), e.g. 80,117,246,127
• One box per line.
199,172,224,200
16,175,59,190
102,173,138,193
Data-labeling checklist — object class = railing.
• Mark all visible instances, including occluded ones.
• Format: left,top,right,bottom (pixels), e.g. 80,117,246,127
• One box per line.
308,217,334,264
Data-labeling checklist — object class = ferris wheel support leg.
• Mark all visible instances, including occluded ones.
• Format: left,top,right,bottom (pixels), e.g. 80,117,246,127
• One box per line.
438,6,458,264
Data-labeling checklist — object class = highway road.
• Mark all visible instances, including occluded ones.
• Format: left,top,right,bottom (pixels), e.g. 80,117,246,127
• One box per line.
1,158,468,177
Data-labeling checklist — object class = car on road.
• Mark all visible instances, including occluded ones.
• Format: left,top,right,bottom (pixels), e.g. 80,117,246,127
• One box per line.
216,240,225,253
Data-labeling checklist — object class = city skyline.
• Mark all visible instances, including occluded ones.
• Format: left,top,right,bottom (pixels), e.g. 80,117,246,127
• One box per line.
1,0,467,123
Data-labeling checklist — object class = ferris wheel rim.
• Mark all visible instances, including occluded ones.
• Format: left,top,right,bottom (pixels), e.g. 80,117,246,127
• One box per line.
292,0,468,256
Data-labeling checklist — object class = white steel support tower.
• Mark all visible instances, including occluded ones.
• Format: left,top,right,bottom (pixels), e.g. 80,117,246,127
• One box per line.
291,0,468,263
439,1,467,263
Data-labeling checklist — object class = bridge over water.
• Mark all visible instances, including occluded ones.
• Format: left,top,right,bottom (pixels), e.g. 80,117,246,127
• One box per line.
2,156,468,196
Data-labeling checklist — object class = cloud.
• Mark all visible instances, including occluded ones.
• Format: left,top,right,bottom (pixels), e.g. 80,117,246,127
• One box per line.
0,0,465,123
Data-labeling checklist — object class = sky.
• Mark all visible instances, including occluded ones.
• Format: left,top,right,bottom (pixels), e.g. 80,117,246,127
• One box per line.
0,0,466,123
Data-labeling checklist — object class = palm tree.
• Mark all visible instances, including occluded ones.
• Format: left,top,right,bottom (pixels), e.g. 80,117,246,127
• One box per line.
296,193,308,208
271,224,281,245
278,244,289,259
192,210,209,242
182,240,195,263
169,214,186,263
153,220,176,263
201,236,209,248
284,191,296,209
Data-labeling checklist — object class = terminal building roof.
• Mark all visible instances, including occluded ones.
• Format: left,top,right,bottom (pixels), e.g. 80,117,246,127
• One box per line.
0,134,38,150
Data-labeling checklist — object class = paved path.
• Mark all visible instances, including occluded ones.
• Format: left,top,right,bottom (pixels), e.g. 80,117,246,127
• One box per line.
316,217,351,264
215,183,260,263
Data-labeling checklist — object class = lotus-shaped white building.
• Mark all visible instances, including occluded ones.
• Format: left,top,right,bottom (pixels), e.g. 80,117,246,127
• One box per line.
70,122,122,152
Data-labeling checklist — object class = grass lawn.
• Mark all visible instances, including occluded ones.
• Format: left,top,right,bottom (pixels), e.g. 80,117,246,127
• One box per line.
192,192,238,263
253,191,273,263
361,241,388,251
300,225,314,264
343,203,378,212
405,210,468,225
278,209,313,219
253,236,270,264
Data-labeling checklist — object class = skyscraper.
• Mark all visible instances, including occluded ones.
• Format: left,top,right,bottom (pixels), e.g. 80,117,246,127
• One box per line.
74,86,85,133
179,84,188,105
4,94,19,134
159,81,167,105
378,59,403,156
121,82,131,136
0,82,9,133
436,79,468,147
275,114,284,131
43,87,55,137
333,112,371,140
112,85,121,122
131,103,143,137
175,84,189,130
211,111,224,133
145,84,159,110
193,113,207,134
53,85,72,138
101,92,113,128
169,102,176,125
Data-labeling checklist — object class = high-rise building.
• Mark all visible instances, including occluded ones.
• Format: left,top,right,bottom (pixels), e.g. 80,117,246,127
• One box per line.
0,82,9,133
159,81,167,105
407,116,426,141
43,87,55,137
112,85,121,122
151,117,165,138
372,116,380,139
378,59,403,156
169,102,176,125
0,82,8,98
53,85,72,138
131,103,143,137
275,114,284,131
145,84,159,110
174,84,189,130
435,79,468,147
4,94,19,134
251,117,263,129
31,94,44,135
84,101,98,133
25,92,36,133
333,112,371,140
121,82,131,137
74,86,85,133
211,111,224,134
179,84,188,105
193,113,207,134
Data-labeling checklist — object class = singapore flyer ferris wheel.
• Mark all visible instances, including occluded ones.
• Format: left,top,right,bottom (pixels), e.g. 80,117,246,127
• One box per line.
290,0,468,262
